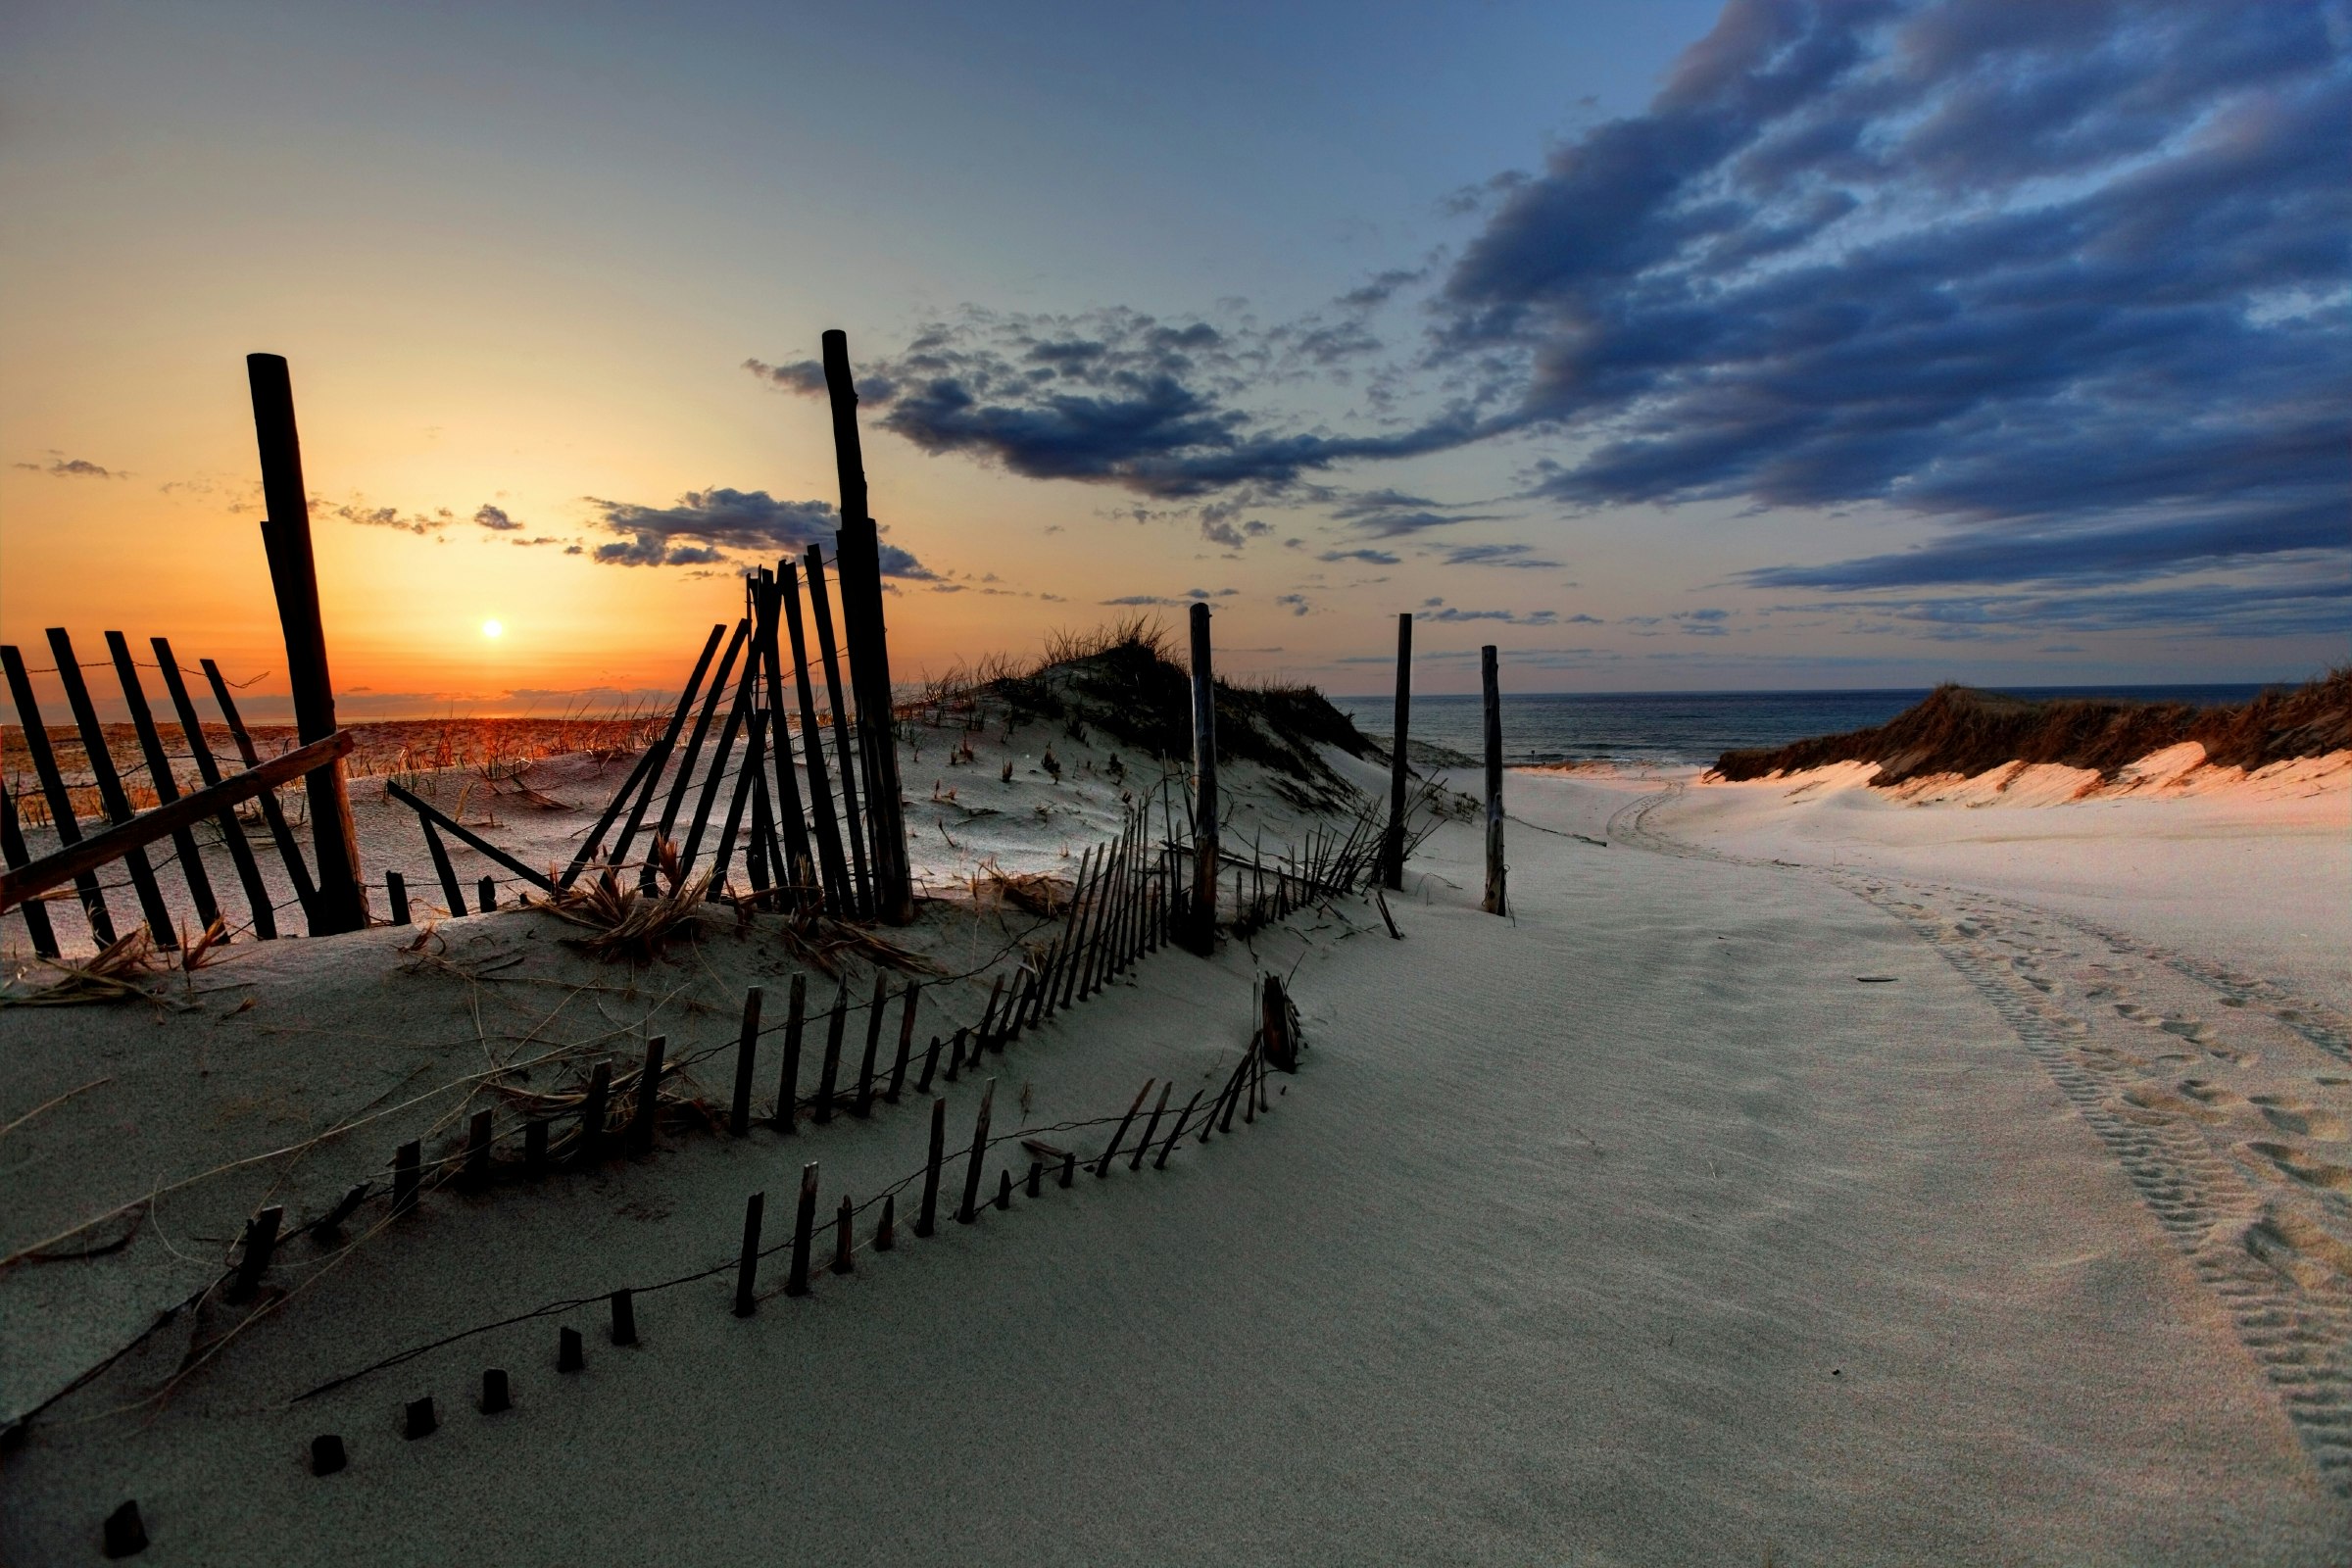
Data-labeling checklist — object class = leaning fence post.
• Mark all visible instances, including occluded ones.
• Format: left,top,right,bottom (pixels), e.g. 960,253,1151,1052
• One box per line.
775,973,806,1132
1383,612,1412,889
392,1141,420,1215
730,987,761,1136
1185,602,1218,953
630,1036,666,1155
815,982,847,1124
1154,1091,1203,1169
463,1108,493,1189
786,1162,819,1298
1130,1081,1173,1172
887,981,918,1102
577,1061,612,1166
819,329,916,925
385,869,411,925
246,353,368,934
1095,1078,1154,1176
1481,644,1506,916
915,1096,946,1238
956,1078,996,1224
855,972,886,1116
734,1186,765,1313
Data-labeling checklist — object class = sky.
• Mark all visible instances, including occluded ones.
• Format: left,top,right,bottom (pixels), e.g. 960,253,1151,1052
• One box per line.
2,0,2344,715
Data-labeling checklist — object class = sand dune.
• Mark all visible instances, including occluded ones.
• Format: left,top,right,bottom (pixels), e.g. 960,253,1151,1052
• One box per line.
4,742,2348,1563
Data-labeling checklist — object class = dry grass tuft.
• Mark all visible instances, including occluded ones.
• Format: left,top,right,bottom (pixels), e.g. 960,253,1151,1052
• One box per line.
3,926,170,1006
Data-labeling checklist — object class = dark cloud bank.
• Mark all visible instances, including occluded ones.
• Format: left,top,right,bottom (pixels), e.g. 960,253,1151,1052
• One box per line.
750,0,2346,636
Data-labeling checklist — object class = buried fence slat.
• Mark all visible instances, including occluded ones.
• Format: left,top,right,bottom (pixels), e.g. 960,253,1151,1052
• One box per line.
392,1141,420,1216
815,982,847,1124
1383,614,1411,891
733,1192,764,1317
385,870,411,925
226,1204,283,1303
943,1025,966,1084
1154,1091,1203,1169
1055,847,1096,1010
463,1108,493,1190
1027,1159,1042,1199
676,647,757,878
558,1327,584,1373
875,1193,896,1252
855,971,886,1117
312,1183,368,1243
915,1096,946,1238
480,1368,510,1415
804,545,873,919
1094,1079,1155,1176
641,618,749,891
775,973,806,1133
477,875,496,912
710,709,764,894
201,657,318,919
1130,1081,1173,1172
523,1119,548,1176
730,987,761,1137
0,782,59,956
831,1194,855,1275
572,622,722,889
385,781,555,894
977,973,1005,1054
630,1035,666,1155
609,1289,637,1347
1186,602,1218,954
786,1162,819,1298
420,819,466,916
577,1061,612,1166
996,1170,1011,1210
915,1032,943,1096
779,564,852,913
47,628,177,945
887,981,919,1102
956,1078,996,1225
105,631,221,934
751,575,818,907
2,644,116,944
155,636,278,937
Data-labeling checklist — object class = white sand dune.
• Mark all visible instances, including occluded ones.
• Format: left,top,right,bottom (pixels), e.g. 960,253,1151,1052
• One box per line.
3,744,2348,1563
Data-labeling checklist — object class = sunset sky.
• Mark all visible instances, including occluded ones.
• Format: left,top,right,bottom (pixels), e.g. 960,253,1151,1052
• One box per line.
3,0,2344,716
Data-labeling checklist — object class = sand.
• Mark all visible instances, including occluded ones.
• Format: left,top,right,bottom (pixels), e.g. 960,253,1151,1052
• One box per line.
3,739,2348,1563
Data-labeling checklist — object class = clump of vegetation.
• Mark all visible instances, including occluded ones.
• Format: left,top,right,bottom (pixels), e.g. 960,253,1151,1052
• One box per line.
1712,667,2352,786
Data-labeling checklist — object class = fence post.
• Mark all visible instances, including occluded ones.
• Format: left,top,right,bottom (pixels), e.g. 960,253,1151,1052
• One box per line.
1185,602,1218,953
1383,612,1411,889
819,329,915,925
245,353,368,934
1482,644,1506,916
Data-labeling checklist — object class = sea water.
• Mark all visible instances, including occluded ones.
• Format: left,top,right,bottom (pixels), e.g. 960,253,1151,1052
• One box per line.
1330,685,2272,769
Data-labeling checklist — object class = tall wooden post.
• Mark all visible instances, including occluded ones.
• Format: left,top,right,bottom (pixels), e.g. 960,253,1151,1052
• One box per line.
1186,602,1218,953
819,330,915,924
246,353,368,934
1481,644,1506,916
1382,612,1412,890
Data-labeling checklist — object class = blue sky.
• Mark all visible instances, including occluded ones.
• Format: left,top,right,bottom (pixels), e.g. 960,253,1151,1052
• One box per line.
2,0,2343,705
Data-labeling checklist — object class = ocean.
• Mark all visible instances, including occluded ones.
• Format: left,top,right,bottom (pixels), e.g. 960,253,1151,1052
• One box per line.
1330,685,2274,769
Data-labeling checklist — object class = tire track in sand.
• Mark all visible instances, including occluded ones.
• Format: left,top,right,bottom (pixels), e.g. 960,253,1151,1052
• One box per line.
1607,784,2352,1494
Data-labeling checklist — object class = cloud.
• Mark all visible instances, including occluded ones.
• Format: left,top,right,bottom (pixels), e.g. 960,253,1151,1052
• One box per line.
750,308,1492,500
325,499,453,535
1102,587,1239,607
1432,542,1564,568
1779,574,2349,638
1276,593,1311,616
473,504,522,531
583,487,934,576
1318,547,1402,565
15,455,122,479
1436,0,2349,597
1328,489,1511,538
1415,607,1561,625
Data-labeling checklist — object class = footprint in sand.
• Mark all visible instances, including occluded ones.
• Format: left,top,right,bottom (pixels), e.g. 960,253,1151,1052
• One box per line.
2254,1099,2351,1141
2159,1017,2208,1041
2115,1002,2149,1020
2249,1143,2352,1192
2180,1079,2247,1108
2124,1085,2227,1123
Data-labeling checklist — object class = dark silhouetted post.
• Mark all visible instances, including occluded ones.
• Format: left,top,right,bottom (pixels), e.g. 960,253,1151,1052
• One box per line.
819,330,915,925
733,1191,764,1316
1383,612,1411,889
246,353,368,934
730,987,761,1136
916,1096,946,1237
1186,602,1218,953
786,1162,819,1298
1482,644,1505,916
629,1035,665,1155
956,1078,996,1224
775,972,805,1133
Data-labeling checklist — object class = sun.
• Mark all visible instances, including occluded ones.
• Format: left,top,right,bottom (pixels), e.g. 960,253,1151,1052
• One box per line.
482,618,504,640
